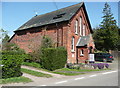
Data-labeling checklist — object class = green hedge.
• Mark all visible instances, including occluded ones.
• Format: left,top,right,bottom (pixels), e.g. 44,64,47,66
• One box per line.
2,51,25,79
40,47,67,71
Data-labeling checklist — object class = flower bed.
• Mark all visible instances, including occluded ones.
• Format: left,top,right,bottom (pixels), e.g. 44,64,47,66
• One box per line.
90,63,109,69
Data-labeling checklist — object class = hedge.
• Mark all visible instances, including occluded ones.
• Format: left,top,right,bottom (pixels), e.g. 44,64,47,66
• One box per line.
2,51,26,79
40,47,67,71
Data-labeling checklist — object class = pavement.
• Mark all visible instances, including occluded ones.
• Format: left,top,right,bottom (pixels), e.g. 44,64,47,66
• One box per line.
1,59,119,87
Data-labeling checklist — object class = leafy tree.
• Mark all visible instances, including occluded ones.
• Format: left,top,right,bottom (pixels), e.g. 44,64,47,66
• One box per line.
0,29,10,50
93,2,118,51
27,36,53,63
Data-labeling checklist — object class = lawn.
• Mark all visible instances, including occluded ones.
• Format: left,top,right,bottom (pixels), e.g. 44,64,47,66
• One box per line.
0,76,32,84
21,68,52,78
52,71,84,76
55,68,104,72
51,68,110,76
21,62,110,76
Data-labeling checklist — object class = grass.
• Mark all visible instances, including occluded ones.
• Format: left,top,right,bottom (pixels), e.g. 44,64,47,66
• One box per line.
21,62,110,76
21,68,52,78
0,76,32,84
52,71,84,76
22,62,41,68
55,68,105,72
51,68,110,76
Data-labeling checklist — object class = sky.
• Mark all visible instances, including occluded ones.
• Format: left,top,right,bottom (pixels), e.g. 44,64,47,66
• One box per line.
1,1,118,37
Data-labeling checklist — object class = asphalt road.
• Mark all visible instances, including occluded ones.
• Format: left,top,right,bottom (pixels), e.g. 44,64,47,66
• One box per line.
48,70,118,86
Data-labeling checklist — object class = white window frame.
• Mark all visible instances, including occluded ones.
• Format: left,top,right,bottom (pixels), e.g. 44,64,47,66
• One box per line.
79,17,82,36
71,36,75,52
83,24,86,36
75,20,78,34
80,49,84,56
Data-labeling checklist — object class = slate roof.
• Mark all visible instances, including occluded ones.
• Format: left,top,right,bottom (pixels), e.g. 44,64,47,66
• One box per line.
15,2,84,32
76,34,91,47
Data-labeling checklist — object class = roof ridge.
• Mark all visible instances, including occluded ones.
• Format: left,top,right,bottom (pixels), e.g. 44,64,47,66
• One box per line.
33,2,83,18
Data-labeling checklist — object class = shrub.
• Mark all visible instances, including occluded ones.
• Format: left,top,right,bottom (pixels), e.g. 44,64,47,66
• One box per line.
2,51,25,79
66,63,73,69
40,47,67,71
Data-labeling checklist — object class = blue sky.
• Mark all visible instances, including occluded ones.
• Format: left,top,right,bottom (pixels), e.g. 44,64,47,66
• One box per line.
2,2,118,37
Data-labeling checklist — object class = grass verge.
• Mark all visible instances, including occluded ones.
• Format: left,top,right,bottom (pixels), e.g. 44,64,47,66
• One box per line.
55,68,108,72
0,76,32,84
21,68,52,78
51,68,110,76
22,62,41,68
52,71,84,76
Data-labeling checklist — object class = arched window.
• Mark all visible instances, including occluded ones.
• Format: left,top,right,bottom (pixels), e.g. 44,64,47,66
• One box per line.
75,20,78,34
71,36,75,51
79,17,82,36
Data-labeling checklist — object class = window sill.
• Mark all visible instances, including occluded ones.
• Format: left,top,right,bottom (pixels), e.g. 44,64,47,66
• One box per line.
80,54,84,56
71,50,75,53
75,33,78,35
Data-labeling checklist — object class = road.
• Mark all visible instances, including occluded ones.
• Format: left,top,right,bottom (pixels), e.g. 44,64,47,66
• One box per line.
47,70,118,86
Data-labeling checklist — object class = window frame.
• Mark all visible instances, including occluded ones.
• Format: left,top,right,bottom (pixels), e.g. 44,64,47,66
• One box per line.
83,24,86,36
71,36,75,52
79,16,82,36
75,20,78,34
80,49,84,56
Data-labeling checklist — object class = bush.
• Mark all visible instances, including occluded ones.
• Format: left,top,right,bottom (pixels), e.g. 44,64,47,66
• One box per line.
66,63,73,69
40,47,67,71
2,51,25,79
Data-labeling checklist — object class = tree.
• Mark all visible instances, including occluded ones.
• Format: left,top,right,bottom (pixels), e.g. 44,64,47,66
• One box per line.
0,29,10,50
93,2,118,51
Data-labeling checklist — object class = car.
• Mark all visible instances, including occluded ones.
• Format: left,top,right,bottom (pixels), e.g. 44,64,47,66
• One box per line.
94,53,114,62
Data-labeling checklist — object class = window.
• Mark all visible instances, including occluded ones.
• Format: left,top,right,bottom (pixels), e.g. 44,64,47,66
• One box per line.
75,20,78,34
53,13,66,19
83,24,86,36
71,36,75,51
79,17,82,36
80,49,84,56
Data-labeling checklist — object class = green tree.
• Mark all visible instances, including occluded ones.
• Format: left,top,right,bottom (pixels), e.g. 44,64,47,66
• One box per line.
93,2,118,51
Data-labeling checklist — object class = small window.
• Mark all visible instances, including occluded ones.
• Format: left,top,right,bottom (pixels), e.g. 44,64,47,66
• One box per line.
75,20,78,34
80,49,84,56
71,36,75,51
53,13,66,19
79,17,82,36
83,24,86,36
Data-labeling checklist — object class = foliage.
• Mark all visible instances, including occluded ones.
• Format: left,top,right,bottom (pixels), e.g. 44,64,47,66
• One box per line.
1,76,32,84
40,47,67,71
1,50,26,79
41,36,53,49
93,2,118,51
26,36,53,63
21,68,52,78
22,62,41,68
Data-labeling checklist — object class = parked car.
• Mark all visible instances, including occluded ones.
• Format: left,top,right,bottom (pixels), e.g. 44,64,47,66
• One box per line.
94,53,114,62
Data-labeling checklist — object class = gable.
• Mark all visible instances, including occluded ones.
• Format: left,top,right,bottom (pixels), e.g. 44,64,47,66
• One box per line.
69,3,93,33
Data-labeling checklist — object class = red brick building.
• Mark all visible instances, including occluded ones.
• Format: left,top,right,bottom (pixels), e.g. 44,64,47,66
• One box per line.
9,2,95,63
